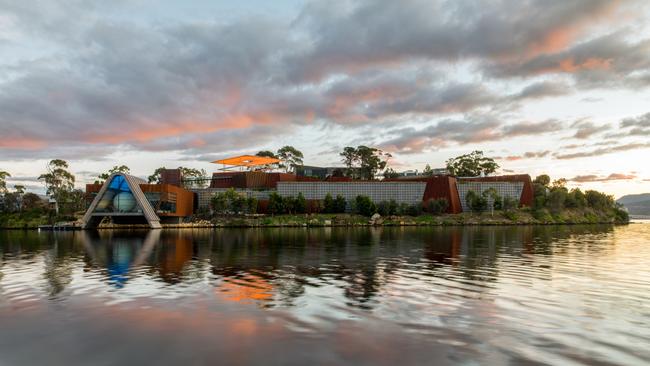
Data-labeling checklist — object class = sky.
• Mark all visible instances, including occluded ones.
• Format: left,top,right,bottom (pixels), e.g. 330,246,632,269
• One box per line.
1,0,649,198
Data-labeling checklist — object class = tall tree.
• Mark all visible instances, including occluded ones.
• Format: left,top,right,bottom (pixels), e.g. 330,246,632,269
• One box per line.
445,151,499,177
340,146,391,180
255,150,280,170
97,165,131,183
14,184,25,194
38,159,75,214
256,150,278,158
356,146,391,180
423,164,433,176
180,167,208,189
340,146,359,178
0,170,10,194
276,146,304,173
148,167,166,183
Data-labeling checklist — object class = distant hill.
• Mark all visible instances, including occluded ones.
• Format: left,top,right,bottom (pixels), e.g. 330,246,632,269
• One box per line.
617,193,650,216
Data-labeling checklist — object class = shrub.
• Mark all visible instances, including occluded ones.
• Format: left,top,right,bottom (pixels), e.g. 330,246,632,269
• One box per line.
376,201,390,216
482,188,502,211
246,197,258,214
585,190,614,210
502,197,519,211
377,199,399,216
294,193,307,214
268,192,284,215
211,188,247,215
426,198,449,215
354,195,376,217
323,193,335,213
406,203,422,216
546,188,567,213
466,190,487,212
334,195,347,213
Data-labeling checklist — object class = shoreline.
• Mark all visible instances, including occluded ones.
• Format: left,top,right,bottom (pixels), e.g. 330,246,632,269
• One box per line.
1,209,631,230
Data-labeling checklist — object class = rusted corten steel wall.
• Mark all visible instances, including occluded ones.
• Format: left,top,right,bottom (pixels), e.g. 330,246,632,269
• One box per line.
160,169,182,187
384,176,462,214
140,184,194,217
210,172,237,188
210,171,307,189
456,175,534,207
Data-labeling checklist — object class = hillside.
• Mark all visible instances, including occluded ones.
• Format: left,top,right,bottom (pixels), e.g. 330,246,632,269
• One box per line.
617,193,650,216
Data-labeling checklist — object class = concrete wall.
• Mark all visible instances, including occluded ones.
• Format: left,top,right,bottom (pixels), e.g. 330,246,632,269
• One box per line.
456,181,524,212
277,182,426,206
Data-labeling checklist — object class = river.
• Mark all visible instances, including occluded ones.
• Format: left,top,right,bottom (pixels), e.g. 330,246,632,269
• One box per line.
1,224,649,365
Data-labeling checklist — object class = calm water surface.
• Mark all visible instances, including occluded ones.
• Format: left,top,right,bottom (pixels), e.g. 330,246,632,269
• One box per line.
1,225,649,365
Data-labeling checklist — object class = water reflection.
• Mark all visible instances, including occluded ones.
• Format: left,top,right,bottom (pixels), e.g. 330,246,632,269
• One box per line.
1,225,617,308
2,224,649,365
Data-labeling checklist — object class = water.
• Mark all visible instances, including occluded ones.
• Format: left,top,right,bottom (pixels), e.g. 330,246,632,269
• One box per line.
1,225,649,366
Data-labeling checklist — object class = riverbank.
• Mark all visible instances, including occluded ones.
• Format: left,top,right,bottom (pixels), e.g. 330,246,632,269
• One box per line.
0,207,629,229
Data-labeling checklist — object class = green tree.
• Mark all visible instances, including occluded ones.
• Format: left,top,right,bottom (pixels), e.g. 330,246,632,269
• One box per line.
14,184,25,194
210,188,247,215
256,150,278,158
255,150,280,171
148,167,166,183
383,168,399,179
534,174,551,187
340,146,391,180
465,190,488,212
22,193,46,211
334,195,347,213
276,146,304,173
38,160,75,214
446,151,499,177
180,167,208,189
565,188,587,208
340,146,359,178
323,193,335,213
97,165,130,183
354,195,376,217
0,170,10,194
268,192,285,215
426,198,449,215
423,164,433,176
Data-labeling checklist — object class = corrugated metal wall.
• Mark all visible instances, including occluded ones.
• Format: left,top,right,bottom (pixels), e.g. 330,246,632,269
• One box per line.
277,182,426,206
456,181,524,212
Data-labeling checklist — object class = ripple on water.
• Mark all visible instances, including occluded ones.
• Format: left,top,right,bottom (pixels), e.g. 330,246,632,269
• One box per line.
1,225,650,365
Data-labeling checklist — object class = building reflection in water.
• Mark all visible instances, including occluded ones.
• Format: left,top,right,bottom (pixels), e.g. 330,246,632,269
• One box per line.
0,224,616,307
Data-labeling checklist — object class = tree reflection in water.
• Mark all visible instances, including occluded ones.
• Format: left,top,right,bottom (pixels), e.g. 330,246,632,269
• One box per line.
0,225,615,309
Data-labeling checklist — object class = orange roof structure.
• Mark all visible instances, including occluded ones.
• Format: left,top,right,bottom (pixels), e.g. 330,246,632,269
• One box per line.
211,155,280,171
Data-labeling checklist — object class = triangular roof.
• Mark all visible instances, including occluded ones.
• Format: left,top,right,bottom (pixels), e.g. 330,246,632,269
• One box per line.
81,173,161,229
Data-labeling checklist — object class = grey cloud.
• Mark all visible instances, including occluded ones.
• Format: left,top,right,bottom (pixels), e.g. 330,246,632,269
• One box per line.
511,81,572,101
380,117,561,153
487,32,650,89
569,173,637,182
0,0,646,162
571,119,610,139
290,0,621,81
555,142,650,159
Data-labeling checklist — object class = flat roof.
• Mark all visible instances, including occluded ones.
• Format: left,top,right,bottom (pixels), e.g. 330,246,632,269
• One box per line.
211,155,280,167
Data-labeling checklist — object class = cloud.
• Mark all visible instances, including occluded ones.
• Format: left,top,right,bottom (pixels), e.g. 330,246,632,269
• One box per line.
511,81,572,101
571,119,610,139
498,150,551,161
0,0,647,163
555,142,650,159
486,31,650,89
379,117,562,153
569,173,637,182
